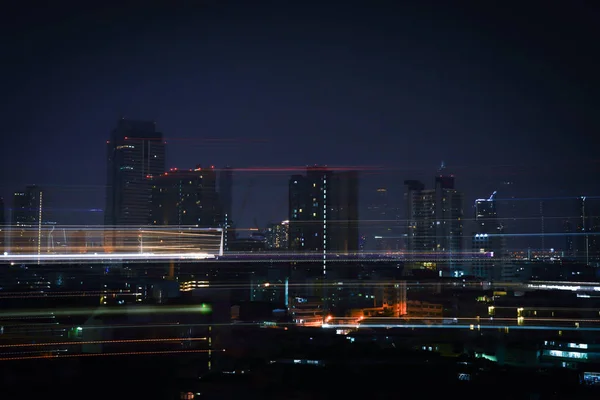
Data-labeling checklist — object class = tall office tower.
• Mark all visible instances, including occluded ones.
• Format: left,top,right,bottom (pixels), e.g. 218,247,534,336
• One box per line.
218,166,234,250
575,196,600,266
104,119,165,250
150,166,221,227
0,197,5,255
434,175,464,257
289,166,359,272
289,167,358,314
265,220,289,250
404,171,464,276
472,191,506,280
11,186,44,256
404,179,434,255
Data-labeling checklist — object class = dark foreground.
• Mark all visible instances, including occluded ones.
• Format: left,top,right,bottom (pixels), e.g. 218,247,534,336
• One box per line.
1,353,599,400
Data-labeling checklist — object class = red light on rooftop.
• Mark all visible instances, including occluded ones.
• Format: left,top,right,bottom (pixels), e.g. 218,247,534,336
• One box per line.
106,140,110,144
124,136,128,140
211,165,214,169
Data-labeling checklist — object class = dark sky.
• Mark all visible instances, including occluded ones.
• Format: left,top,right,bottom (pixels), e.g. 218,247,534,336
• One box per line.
1,1,599,247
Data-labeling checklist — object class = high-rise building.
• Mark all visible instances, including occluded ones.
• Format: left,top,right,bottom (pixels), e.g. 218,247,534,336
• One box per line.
105,119,165,226
575,196,600,266
471,191,506,280
404,170,464,276
218,166,234,251
288,166,359,278
11,185,44,256
434,175,463,256
265,220,289,250
289,167,359,253
104,119,165,250
150,166,221,228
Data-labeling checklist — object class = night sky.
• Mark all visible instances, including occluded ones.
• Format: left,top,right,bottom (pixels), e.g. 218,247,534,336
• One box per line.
1,1,598,247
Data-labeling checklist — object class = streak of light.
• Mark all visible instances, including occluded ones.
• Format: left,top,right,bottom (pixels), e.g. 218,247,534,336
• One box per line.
325,316,600,323
494,195,600,202
0,349,223,362
0,293,140,299
322,323,600,331
0,305,212,318
3,252,216,262
0,337,208,348
212,166,385,172
0,291,132,295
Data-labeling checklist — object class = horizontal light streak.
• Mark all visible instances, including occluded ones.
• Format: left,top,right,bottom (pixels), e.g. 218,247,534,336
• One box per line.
0,349,222,362
0,337,208,349
3,252,216,262
0,305,212,318
322,323,600,331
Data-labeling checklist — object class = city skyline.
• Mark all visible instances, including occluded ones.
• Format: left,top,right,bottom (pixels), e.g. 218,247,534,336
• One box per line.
1,2,598,236
1,4,600,395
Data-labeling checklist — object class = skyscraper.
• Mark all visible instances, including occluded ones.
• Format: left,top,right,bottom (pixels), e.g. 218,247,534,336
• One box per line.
575,196,600,266
104,119,165,249
288,167,359,314
472,191,506,280
288,166,359,277
404,170,464,276
11,185,43,256
150,166,220,228
434,175,464,257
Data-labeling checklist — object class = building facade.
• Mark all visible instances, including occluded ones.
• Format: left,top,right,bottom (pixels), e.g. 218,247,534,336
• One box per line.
104,119,165,250
150,166,221,228
471,191,506,280
105,119,165,226
288,167,359,256
265,220,289,250
10,185,44,255
404,171,464,276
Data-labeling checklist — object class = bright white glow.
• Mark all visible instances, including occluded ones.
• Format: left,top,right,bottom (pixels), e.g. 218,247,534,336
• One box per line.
4,252,215,262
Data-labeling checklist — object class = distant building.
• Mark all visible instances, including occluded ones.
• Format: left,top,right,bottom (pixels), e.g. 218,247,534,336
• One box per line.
288,166,359,313
574,196,600,266
104,119,166,250
11,185,44,256
471,191,507,280
150,166,221,228
404,168,464,276
265,220,289,250
289,166,359,254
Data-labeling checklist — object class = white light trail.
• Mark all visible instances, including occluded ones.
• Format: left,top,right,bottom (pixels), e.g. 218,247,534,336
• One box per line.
2,252,215,263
